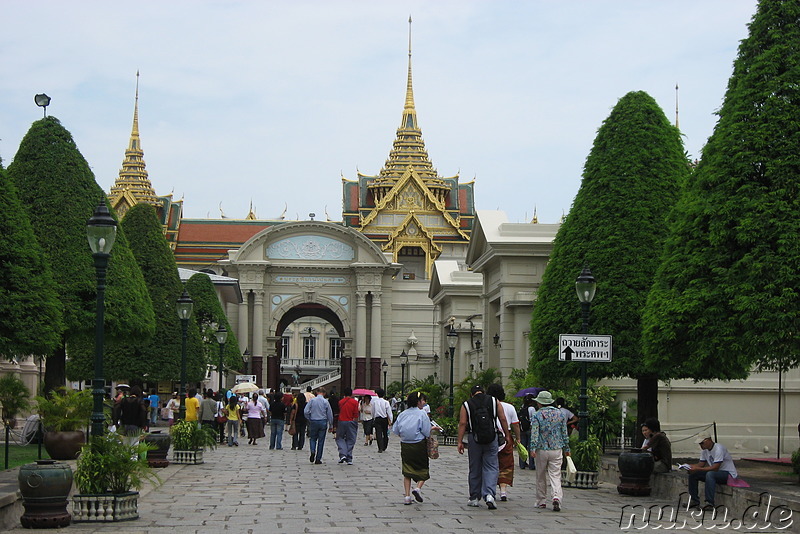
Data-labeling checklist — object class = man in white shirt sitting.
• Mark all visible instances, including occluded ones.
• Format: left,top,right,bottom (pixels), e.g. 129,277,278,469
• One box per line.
687,432,738,510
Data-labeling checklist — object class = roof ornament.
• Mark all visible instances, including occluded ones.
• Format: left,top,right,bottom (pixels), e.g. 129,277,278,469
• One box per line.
675,83,680,129
532,206,538,224
219,202,226,219
279,202,287,220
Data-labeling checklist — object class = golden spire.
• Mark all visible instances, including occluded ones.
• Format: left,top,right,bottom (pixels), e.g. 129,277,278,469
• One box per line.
108,71,160,212
404,15,415,117
246,199,257,220
532,206,538,224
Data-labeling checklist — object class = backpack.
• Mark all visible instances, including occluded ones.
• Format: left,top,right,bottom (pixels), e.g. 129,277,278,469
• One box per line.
518,405,531,432
464,394,498,444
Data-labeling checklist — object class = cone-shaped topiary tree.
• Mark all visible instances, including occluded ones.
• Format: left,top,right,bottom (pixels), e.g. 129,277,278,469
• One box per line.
642,0,800,377
109,203,205,382
0,157,63,359
186,272,242,384
7,117,155,390
529,91,689,427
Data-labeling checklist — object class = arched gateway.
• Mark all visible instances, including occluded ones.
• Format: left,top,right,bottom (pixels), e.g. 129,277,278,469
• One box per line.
221,221,399,391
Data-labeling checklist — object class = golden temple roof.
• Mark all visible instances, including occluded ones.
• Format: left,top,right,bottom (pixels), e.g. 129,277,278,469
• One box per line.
108,71,161,215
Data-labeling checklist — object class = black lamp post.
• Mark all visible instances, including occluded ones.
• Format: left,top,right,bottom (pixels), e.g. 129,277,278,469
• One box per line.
243,348,250,374
215,324,228,394
399,351,408,408
87,202,117,437
575,265,597,442
382,360,388,391
176,290,194,421
447,328,458,417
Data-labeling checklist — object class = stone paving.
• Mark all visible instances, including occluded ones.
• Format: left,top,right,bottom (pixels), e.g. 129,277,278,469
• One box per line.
9,432,798,534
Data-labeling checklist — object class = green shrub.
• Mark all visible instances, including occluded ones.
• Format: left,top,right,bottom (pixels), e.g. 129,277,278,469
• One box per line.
569,434,601,472
35,388,92,432
791,448,800,475
75,433,159,494
170,420,217,450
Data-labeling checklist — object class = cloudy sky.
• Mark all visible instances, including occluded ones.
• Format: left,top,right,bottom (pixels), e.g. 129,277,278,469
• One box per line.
2,1,757,224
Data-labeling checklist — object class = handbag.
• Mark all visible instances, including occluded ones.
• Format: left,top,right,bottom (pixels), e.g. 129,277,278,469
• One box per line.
216,415,228,424
426,435,440,459
565,455,577,483
515,441,529,463
288,423,297,436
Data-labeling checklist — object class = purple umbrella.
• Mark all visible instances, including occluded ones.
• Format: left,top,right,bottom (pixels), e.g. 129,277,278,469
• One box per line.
514,387,544,398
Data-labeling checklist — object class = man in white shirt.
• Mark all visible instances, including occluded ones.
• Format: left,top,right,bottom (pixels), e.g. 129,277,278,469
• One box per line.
371,389,393,453
687,432,738,510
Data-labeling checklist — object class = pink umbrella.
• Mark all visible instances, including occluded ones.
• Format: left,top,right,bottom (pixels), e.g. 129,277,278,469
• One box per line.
352,388,377,397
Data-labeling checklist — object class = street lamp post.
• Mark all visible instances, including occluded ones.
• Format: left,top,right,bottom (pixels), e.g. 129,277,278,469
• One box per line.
382,360,388,391
575,265,597,442
176,290,194,421
215,324,228,394
400,351,408,408
447,328,458,417
87,202,117,438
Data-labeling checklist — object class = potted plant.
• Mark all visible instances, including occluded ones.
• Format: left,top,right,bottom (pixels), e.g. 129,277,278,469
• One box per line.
72,433,160,522
35,388,92,460
562,434,601,489
169,420,217,464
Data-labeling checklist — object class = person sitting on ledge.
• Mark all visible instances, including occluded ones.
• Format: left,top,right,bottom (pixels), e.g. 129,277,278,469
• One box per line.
640,418,672,473
686,432,737,510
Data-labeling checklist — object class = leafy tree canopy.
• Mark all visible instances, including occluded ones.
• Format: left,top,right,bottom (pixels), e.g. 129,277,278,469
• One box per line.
0,164,63,358
185,272,242,374
7,117,154,387
642,0,800,377
530,91,688,386
86,203,205,382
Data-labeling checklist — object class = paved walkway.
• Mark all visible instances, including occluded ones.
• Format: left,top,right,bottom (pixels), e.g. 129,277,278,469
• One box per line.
7,434,799,533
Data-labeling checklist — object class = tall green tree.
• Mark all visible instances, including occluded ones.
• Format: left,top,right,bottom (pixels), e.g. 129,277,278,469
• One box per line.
529,91,689,427
7,117,155,390
108,203,205,382
185,272,242,381
0,158,63,358
642,0,800,377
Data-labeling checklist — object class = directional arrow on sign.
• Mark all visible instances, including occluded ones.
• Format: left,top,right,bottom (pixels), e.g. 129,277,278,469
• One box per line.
562,346,574,361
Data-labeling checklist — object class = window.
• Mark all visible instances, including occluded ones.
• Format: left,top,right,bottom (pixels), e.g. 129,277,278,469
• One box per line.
329,338,343,360
280,337,290,359
303,336,316,361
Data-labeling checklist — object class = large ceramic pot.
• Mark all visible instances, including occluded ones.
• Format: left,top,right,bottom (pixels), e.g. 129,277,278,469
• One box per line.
43,430,86,461
72,491,139,522
143,431,171,468
617,450,655,496
18,459,73,528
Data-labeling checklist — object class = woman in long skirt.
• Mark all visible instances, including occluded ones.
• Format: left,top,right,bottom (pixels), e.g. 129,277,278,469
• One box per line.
392,392,432,505
487,383,521,501
245,392,266,445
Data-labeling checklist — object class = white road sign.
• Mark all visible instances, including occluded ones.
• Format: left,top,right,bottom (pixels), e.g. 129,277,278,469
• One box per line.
558,334,612,362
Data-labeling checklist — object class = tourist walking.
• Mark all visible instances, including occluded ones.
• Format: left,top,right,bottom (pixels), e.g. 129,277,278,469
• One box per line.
199,390,217,433
392,391,432,505
245,392,266,445
290,391,307,451
372,388,393,453
335,388,359,465
487,384,520,502
116,385,147,446
518,394,536,470
457,385,511,510
359,395,375,446
269,391,287,450
304,386,334,464
184,388,200,424
148,389,160,427
223,396,241,447
166,392,180,426
215,393,227,443
529,390,569,512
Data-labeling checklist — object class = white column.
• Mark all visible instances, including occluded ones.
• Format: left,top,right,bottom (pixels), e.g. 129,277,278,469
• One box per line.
370,292,382,362
253,290,265,359
356,291,367,358
238,297,249,353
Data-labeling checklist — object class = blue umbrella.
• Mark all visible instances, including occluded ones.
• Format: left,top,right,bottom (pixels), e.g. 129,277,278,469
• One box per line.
514,387,544,398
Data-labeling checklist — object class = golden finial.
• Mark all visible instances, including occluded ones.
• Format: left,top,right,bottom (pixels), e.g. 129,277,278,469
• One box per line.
532,206,538,224
675,83,680,129
404,15,415,114
560,209,566,223
246,199,257,220
133,70,140,136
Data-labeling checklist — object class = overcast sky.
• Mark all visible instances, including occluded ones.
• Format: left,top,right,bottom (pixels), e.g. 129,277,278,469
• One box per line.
1,1,757,224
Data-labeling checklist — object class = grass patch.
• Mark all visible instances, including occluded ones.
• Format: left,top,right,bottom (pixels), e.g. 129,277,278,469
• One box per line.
1,443,50,471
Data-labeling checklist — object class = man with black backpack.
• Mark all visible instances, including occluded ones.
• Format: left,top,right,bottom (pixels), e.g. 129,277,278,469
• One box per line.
457,385,511,510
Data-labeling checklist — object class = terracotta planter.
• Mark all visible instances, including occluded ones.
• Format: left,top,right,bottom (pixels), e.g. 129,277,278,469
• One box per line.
617,450,655,496
72,492,139,522
18,460,73,528
43,430,86,461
